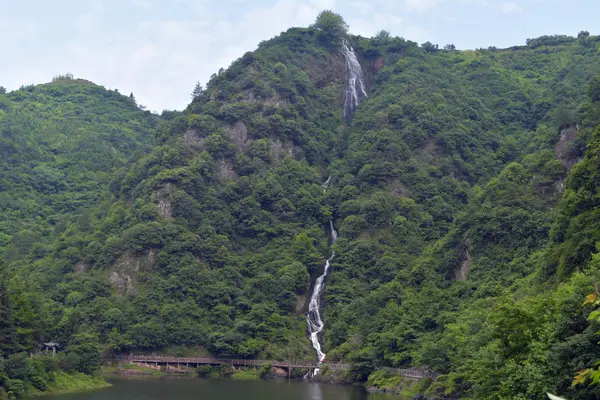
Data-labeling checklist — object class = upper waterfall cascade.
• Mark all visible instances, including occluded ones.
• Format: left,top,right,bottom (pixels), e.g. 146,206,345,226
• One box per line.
306,178,338,375
342,40,367,123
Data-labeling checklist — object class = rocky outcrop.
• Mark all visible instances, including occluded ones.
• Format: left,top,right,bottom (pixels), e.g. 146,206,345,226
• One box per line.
75,261,86,274
109,272,135,296
147,248,157,265
555,126,580,169
109,253,142,295
269,138,294,162
155,184,175,220
295,294,307,314
226,121,248,150
216,159,237,181
455,243,472,281
183,129,204,149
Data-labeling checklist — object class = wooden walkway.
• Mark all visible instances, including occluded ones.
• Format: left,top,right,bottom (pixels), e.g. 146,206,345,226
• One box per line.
114,355,433,379
119,355,321,369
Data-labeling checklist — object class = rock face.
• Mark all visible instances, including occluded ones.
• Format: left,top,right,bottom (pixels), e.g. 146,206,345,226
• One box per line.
216,159,237,181
227,121,249,150
109,271,135,295
147,248,157,265
75,261,86,274
269,138,294,162
184,129,204,149
295,294,307,314
455,246,472,281
555,126,579,169
156,184,175,220
109,253,141,295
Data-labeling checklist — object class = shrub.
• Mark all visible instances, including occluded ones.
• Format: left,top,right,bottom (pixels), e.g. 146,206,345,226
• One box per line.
259,363,273,379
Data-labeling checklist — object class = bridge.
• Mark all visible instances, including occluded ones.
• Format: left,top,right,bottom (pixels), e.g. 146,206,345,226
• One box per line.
118,355,323,370
112,355,434,379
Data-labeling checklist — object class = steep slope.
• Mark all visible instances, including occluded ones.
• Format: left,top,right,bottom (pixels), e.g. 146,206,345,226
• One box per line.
321,34,600,399
0,77,157,261
4,16,600,400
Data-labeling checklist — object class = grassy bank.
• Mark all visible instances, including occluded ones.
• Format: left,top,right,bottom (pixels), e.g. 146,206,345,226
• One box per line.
24,372,110,397
366,370,432,397
231,370,260,380
102,363,167,377
314,365,431,397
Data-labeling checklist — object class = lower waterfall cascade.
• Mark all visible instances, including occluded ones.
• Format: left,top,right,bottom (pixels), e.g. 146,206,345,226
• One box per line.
305,178,339,376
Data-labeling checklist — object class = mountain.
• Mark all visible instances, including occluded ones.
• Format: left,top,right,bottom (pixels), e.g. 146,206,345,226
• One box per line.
2,13,600,399
0,76,157,261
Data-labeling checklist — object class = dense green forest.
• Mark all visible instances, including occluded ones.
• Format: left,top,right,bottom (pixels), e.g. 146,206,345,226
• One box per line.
0,76,157,261
2,12,600,399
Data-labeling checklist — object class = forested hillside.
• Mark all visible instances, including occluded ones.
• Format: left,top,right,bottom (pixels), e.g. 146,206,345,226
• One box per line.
0,77,156,397
2,12,600,399
0,76,157,261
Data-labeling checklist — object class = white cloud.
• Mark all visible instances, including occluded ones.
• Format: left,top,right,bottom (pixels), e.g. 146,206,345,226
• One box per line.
0,0,427,111
347,12,428,42
501,2,521,13
404,0,443,12
129,0,152,10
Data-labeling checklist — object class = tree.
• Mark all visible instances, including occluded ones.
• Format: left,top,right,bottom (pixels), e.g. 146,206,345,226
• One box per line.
588,75,600,103
0,86,6,95
573,282,600,387
129,92,136,104
578,31,590,39
374,30,391,43
0,280,15,357
554,104,575,130
444,44,456,51
191,81,205,100
311,10,348,44
421,41,439,53
67,332,102,374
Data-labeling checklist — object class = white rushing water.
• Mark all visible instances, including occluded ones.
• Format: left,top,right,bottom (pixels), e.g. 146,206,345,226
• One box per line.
305,40,366,376
342,39,367,123
306,179,339,376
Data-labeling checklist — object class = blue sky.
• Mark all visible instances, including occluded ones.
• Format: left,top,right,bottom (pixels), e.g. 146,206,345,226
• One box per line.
1,0,597,111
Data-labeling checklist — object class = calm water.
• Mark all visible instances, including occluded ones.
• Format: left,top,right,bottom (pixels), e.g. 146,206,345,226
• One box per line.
39,377,405,400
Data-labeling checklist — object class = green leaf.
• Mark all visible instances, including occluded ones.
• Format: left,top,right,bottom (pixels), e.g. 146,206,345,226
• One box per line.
588,310,600,321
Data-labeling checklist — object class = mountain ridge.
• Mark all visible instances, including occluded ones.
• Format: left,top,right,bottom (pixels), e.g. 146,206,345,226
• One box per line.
2,15,600,399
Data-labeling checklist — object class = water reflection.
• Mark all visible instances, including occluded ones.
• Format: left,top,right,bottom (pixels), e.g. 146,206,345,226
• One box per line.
307,382,322,400
36,377,406,400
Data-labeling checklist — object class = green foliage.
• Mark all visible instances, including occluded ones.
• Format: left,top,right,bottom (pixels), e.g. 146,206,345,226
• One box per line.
259,362,273,379
0,80,156,261
3,21,600,400
311,11,348,45
589,76,600,103
421,42,439,53
231,369,260,380
196,365,213,377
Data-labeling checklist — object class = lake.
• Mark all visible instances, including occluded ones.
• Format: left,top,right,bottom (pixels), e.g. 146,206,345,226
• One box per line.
40,377,406,400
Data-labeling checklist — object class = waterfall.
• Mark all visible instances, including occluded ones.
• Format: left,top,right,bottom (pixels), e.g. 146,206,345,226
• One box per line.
342,39,367,124
306,178,338,376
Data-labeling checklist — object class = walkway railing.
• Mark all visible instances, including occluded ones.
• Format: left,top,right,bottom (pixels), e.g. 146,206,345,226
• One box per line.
117,355,320,369
110,355,434,379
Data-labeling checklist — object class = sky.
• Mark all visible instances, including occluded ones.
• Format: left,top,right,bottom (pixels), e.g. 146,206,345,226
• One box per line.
1,0,598,111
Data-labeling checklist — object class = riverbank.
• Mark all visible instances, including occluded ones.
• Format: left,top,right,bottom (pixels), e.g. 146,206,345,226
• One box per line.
104,361,429,397
36,375,385,399
314,365,431,398
102,362,264,380
21,372,110,398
